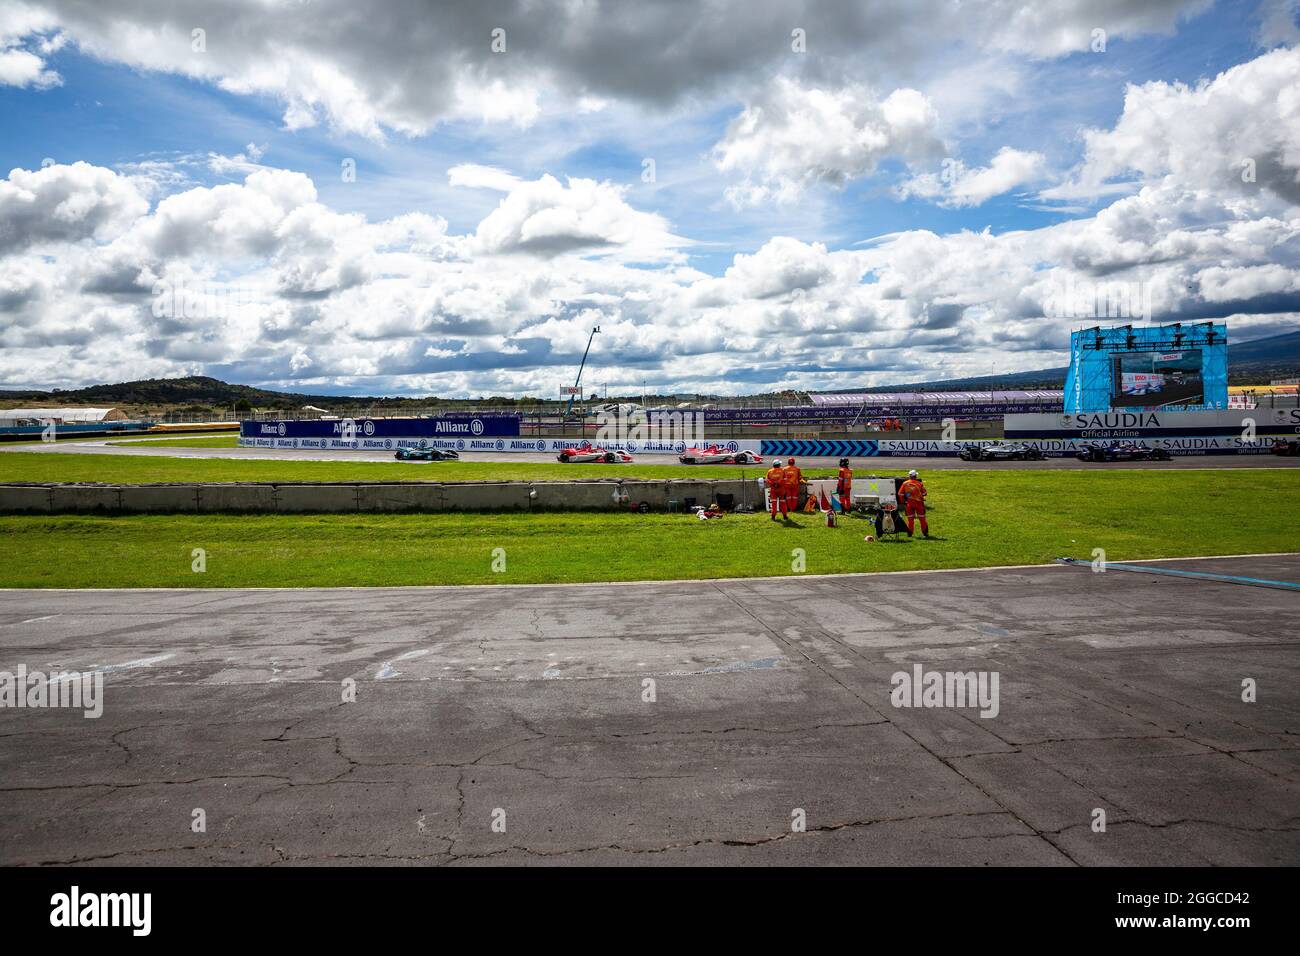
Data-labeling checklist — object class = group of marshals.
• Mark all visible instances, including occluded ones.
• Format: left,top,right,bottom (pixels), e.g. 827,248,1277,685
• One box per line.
763,457,804,519
763,458,931,538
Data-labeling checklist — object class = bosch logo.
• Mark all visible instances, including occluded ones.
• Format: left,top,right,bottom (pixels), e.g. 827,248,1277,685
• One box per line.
470,419,485,435
362,421,375,436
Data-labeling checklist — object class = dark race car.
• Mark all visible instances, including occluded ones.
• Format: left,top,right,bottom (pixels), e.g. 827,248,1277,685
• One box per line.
557,446,634,463
957,442,1044,461
394,446,460,461
1271,438,1300,456
1075,441,1171,462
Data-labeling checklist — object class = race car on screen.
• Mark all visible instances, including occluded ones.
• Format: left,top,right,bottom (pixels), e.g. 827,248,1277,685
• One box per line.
677,445,763,464
1075,441,1171,462
557,446,634,463
957,442,1044,461
394,447,460,461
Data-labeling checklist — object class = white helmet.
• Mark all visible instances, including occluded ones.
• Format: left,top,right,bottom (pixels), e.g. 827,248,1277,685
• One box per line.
773,458,783,466
908,469,919,478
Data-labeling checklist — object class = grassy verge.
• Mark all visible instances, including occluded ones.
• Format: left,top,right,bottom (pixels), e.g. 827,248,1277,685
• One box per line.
2,470,1295,588
0,450,819,483
106,434,240,447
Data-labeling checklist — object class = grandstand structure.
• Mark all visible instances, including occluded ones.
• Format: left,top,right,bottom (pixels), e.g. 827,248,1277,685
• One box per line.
810,389,1063,407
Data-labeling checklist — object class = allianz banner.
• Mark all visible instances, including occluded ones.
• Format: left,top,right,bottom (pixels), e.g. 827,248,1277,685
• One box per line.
240,416,521,440
236,435,764,454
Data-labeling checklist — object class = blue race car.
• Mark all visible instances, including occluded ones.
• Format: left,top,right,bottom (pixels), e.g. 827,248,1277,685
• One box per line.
1075,441,1170,462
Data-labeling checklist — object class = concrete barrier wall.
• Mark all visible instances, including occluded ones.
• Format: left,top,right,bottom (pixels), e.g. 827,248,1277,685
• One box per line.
0,479,767,515
119,485,199,513
0,485,53,513
50,485,121,512
198,484,277,511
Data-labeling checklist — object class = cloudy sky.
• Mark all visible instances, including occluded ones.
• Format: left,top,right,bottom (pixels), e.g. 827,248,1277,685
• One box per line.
2,0,1299,397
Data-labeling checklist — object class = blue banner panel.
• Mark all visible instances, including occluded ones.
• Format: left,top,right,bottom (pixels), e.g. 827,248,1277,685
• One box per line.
760,439,881,457
241,416,521,439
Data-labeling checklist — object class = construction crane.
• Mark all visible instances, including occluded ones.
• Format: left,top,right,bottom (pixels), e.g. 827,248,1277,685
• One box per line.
565,326,600,416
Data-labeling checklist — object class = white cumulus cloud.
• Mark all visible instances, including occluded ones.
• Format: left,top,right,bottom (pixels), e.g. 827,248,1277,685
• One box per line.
714,77,943,206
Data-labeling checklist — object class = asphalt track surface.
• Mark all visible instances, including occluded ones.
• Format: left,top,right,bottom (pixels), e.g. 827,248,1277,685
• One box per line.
1,554,1296,865
3,437,1299,471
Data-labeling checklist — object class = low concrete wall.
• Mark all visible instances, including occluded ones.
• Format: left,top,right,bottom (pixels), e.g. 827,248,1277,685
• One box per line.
0,485,52,513
198,484,277,512
437,482,533,511
274,484,359,513
119,485,199,513
356,484,442,513
531,481,620,510
0,479,768,515
50,485,121,513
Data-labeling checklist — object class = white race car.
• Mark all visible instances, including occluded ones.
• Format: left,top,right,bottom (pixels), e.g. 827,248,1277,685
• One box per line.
677,444,763,465
557,446,634,463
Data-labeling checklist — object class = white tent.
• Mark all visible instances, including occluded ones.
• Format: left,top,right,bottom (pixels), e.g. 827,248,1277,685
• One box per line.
0,407,127,423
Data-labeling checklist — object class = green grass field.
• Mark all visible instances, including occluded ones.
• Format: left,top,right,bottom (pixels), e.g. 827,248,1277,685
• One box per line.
106,434,240,447
2,469,1295,588
0,450,816,483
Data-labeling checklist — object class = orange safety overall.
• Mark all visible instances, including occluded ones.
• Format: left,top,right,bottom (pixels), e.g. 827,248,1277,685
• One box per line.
764,465,786,518
836,466,852,512
898,477,928,535
782,463,803,515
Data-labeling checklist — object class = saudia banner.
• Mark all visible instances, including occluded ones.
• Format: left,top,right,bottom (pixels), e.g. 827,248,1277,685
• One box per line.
1005,408,1300,439
239,416,521,440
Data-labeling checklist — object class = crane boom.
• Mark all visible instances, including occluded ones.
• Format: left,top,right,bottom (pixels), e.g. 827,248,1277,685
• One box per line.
565,326,601,416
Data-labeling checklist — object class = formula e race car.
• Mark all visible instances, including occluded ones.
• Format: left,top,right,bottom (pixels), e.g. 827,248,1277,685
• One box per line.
557,446,634,463
957,442,1044,461
1271,438,1300,456
394,446,460,461
677,445,763,465
1074,441,1171,462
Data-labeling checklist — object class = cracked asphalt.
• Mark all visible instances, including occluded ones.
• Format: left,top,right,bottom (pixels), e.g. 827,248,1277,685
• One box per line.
1,554,1297,866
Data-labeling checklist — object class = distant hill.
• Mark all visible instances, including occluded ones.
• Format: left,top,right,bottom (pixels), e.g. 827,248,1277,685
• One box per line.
0,376,517,410
0,376,384,410
850,328,1300,393
3,329,1297,408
